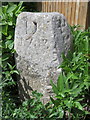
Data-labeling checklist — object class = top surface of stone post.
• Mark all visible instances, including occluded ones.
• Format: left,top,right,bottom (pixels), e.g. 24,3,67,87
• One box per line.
14,12,71,103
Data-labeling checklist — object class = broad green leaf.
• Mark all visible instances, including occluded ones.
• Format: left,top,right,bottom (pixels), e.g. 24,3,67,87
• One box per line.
57,73,64,92
50,80,58,95
56,93,65,98
6,35,12,39
61,66,71,72
0,21,7,25
9,11,13,17
75,30,82,42
7,4,17,13
85,111,90,115
72,53,82,62
71,83,78,90
72,74,78,79
67,73,78,80
72,84,84,96
15,1,24,16
57,73,62,90
30,114,37,119
72,64,79,71
17,1,23,9
10,70,19,75
2,61,8,68
74,102,83,110
11,49,16,54
49,111,58,118
15,7,24,16
13,113,16,117
8,21,13,26
7,63,13,70
81,31,90,36
3,71,10,78
2,5,8,14
2,25,8,35
84,81,90,89
67,73,72,80
63,73,69,89
64,100,73,109
58,107,64,118
8,42,13,50
2,54,9,61
5,40,14,49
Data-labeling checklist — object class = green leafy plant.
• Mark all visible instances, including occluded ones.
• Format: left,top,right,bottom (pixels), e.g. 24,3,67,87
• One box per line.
1,2,24,87
12,91,44,120
50,26,90,120
50,73,86,119
10,90,63,120
0,2,24,119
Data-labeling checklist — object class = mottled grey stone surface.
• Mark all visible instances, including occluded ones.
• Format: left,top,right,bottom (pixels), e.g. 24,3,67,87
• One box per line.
14,12,71,103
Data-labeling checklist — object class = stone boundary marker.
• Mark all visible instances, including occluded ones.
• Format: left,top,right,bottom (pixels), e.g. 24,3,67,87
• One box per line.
14,12,71,103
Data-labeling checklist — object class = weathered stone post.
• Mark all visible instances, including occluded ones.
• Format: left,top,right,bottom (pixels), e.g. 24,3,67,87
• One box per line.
14,12,71,103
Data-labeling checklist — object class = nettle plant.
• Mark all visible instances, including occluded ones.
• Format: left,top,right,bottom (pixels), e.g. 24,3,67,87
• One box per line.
50,26,90,120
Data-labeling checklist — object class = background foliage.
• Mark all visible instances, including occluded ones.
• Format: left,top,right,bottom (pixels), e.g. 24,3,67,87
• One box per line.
1,2,90,120
1,2,24,119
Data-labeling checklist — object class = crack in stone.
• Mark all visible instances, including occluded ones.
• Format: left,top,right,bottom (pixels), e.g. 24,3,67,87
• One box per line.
26,20,27,34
